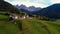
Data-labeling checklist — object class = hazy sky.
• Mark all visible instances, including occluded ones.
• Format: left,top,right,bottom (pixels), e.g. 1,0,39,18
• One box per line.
5,0,60,8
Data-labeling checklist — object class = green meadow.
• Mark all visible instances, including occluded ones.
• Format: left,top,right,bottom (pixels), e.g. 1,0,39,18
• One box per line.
0,14,60,34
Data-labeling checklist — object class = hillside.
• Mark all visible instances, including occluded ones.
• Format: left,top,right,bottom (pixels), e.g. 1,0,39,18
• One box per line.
36,3,60,19
0,14,60,34
0,0,20,14
19,18,60,34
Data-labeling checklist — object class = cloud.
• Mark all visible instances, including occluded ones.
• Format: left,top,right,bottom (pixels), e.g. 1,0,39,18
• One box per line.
51,0,60,4
5,0,47,8
5,0,60,8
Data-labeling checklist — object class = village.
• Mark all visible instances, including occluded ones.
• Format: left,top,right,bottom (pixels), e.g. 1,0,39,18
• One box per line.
9,13,31,20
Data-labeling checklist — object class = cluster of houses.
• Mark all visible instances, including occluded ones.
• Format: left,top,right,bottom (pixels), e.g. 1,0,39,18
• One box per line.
9,13,32,20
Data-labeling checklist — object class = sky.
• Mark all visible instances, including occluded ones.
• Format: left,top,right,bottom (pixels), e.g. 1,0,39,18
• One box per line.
4,0,60,8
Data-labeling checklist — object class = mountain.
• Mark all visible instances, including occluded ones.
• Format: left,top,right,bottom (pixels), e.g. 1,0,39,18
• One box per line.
0,0,20,14
14,4,42,12
36,3,60,19
15,4,27,10
27,6,41,12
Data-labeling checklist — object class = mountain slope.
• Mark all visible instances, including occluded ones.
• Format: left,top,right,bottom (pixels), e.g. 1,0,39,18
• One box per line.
0,0,20,14
36,3,60,19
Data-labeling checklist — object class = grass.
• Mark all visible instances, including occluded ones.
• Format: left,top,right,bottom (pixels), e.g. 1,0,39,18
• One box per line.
20,18,60,34
0,21,19,34
0,14,60,34
0,15,8,19
0,14,20,34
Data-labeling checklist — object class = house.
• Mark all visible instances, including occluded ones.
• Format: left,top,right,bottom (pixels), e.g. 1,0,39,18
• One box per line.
9,13,30,20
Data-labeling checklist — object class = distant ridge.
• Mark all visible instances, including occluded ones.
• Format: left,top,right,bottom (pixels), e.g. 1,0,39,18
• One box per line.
36,3,60,19
14,4,42,12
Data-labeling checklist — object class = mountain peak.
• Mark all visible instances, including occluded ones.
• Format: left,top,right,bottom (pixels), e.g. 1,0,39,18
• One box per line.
28,6,35,8
20,4,26,7
15,4,42,11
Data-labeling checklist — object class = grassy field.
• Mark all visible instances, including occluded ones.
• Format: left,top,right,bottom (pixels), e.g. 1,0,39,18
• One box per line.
0,14,20,34
0,14,60,34
20,18,60,34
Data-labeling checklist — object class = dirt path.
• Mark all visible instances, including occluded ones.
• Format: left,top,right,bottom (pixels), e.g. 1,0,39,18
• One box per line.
42,25,51,34
17,27,32,34
39,21,51,34
17,20,51,34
